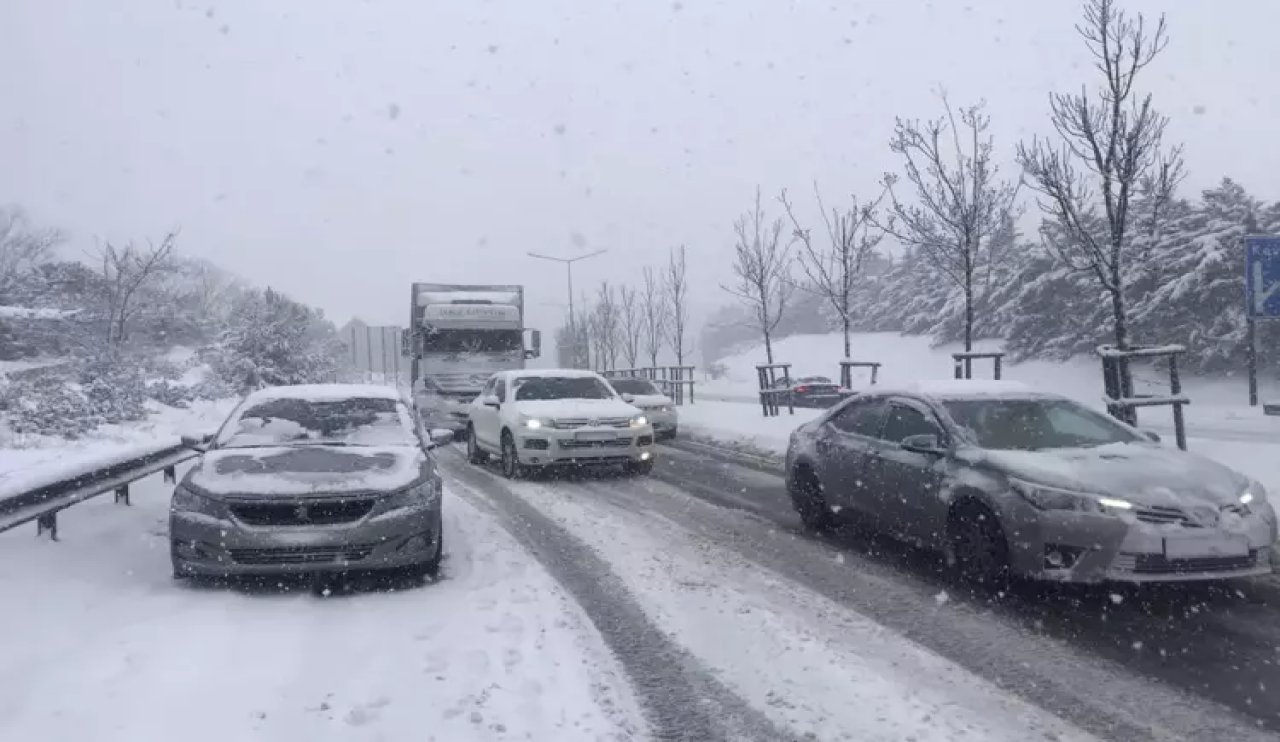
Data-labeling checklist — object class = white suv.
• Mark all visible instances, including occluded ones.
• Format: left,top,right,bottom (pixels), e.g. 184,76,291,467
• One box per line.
465,369,656,477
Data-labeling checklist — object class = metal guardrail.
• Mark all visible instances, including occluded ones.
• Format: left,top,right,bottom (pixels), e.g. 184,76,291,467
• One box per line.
0,443,197,540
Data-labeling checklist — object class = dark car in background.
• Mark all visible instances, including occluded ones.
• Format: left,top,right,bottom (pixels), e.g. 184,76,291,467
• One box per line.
170,384,453,582
772,376,850,408
785,381,1277,584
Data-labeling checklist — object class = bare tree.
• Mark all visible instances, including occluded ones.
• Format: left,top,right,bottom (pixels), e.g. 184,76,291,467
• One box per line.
664,244,691,366
1017,0,1183,369
640,266,667,368
0,207,63,300
721,189,792,364
881,94,1021,352
617,284,642,368
593,281,621,371
96,231,178,347
781,183,887,359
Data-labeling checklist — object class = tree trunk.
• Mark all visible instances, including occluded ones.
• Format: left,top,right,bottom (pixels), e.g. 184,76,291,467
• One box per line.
763,331,774,364
963,273,975,353
842,315,851,359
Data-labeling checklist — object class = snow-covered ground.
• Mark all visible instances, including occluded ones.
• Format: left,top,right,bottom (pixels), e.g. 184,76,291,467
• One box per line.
487,471,1094,742
0,464,643,742
0,399,236,501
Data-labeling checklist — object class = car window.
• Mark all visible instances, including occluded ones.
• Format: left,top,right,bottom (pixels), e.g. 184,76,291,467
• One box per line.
481,378,496,397
944,397,1141,450
494,378,507,401
610,378,661,395
881,403,942,443
513,376,613,401
828,398,886,437
217,396,418,448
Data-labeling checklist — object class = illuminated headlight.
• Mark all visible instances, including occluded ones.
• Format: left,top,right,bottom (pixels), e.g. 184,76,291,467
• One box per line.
630,415,648,428
171,484,224,518
1240,480,1266,506
520,415,545,430
653,405,674,414
1010,478,1134,513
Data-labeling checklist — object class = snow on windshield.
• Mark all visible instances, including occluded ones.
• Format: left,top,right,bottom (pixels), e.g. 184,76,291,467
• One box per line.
217,396,417,448
944,397,1139,450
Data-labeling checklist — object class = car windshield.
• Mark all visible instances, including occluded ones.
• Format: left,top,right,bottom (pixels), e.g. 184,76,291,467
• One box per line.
943,397,1141,450
513,376,613,401
610,379,661,396
421,328,522,354
218,396,418,448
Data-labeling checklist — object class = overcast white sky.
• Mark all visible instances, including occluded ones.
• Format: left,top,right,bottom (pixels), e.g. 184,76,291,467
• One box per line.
3,0,1278,335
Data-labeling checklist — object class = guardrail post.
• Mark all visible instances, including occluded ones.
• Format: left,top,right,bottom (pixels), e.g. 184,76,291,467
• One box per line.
114,484,130,506
163,465,177,483
36,512,57,540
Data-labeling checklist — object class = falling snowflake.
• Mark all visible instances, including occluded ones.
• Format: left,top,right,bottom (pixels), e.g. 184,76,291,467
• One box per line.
934,591,949,606
388,103,401,120
1109,593,1124,605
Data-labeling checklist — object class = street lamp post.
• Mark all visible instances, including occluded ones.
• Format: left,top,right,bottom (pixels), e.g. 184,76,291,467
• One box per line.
528,249,606,367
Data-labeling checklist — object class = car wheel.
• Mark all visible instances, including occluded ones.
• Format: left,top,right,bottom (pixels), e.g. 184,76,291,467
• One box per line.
626,459,655,476
500,432,526,479
790,467,833,532
950,502,1010,585
466,425,487,465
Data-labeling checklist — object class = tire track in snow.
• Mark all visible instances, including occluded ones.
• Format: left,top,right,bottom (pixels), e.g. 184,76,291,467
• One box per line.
442,452,787,742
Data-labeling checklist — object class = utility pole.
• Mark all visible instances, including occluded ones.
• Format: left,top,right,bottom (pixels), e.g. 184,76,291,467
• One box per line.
528,249,606,367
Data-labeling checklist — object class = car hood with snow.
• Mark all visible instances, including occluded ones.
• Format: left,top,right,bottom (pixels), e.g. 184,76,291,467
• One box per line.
185,444,430,498
515,398,642,420
622,393,672,409
973,442,1250,507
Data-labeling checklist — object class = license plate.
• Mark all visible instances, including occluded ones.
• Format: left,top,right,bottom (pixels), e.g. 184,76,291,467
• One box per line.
575,431,617,441
1163,533,1249,559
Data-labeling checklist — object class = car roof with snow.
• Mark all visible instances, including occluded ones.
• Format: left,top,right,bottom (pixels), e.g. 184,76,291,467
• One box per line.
862,379,1059,401
243,383,406,405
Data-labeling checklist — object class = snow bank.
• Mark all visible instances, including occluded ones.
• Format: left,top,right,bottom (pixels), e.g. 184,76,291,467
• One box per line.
247,383,404,404
0,306,78,320
0,399,236,502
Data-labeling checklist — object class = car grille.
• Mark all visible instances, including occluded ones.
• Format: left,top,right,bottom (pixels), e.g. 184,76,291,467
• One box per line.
229,545,376,565
559,438,630,449
1134,505,1194,527
229,499,375,527
1122,551,1259,575
552,417,631,429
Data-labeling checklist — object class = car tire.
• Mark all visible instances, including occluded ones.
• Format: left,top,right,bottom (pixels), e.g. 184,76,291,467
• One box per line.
949,502,1010,586
500,431,526,479
626,459,655,476
790,467,834,532
466,425,487,465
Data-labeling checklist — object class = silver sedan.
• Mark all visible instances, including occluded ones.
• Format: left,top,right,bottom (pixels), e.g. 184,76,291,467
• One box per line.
785,382,1277,584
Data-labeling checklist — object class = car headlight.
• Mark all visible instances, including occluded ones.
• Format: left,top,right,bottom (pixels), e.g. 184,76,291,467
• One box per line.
519,415,545,430
171,484,224,517
1240,480,1266,506
630,415,648,428
387,480,442,510
1009,478,1134,513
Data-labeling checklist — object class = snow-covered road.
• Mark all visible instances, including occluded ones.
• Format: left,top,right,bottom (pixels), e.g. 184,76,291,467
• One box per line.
0,463,643,742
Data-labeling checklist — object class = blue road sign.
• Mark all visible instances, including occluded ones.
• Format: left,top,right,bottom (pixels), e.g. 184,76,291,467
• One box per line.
1245,236,1280,319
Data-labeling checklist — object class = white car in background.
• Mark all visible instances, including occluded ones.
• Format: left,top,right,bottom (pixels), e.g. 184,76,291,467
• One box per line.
606,377,678,440
465,369,656,478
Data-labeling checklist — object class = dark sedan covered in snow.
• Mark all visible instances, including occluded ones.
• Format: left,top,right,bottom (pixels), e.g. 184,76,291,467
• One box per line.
785,381,1277,584
170,384,453,581
772,376,850,409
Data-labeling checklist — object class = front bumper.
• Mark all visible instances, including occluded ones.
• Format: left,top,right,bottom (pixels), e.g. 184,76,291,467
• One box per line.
170,502,442,576
416,393,475,432
513,426,656,467
1006,502,1278,584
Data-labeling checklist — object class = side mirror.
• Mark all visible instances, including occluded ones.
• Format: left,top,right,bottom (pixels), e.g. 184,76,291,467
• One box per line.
482,395,501,409
621,393,636,403
1141,429,1161,443
900,433,945,456
180,433,214,451
527,329,542,359
426,428,455,449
